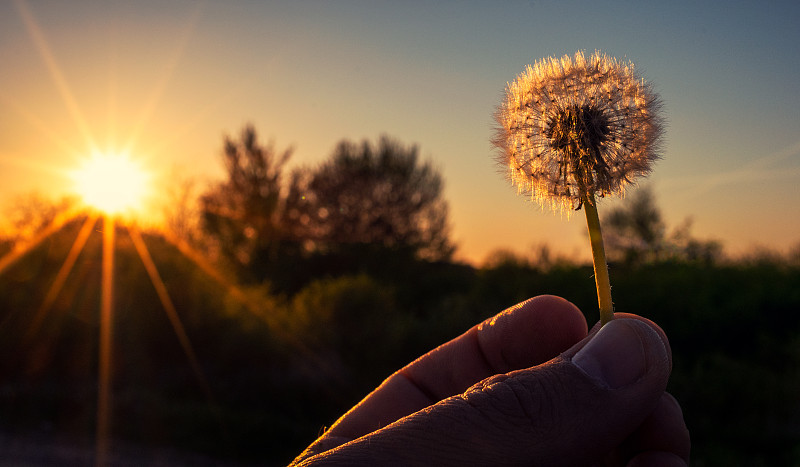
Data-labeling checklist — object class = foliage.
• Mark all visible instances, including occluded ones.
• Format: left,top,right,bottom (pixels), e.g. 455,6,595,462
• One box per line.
603,186,665,262
0,192,75,242
304,136,454,261
199,125,305,284
290,275,409,386
602,186,722,265
4,241,799,465
162,174,204,247
198,129,455,294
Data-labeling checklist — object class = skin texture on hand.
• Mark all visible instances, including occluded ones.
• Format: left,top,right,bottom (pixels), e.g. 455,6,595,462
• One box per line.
291,295,690,466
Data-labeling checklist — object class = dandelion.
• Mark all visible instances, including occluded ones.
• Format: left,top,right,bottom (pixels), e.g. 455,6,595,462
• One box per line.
494,51,664,324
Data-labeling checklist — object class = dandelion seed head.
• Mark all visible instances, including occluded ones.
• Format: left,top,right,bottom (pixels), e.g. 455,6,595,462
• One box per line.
494,50,664,212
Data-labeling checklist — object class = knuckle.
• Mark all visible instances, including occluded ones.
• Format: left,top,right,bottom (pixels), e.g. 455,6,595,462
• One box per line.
459,362,580,440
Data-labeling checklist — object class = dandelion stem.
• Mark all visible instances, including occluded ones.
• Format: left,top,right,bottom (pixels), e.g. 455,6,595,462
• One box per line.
583,192,614,325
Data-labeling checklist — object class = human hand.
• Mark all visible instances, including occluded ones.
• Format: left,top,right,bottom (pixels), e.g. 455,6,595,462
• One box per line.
291,295,690,466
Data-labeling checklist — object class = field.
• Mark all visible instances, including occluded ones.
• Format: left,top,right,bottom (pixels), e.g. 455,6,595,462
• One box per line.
1,216,798,465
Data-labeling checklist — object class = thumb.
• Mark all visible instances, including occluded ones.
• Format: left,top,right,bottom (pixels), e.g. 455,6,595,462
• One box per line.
300,318,671,466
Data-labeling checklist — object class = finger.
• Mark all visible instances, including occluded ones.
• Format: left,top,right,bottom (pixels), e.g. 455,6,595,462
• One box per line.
299,318,671,466
615,392,690,465
300,295,586,459
405,294,588,399
565,312,672,372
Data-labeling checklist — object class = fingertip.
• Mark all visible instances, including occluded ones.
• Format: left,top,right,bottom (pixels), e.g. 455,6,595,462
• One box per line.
572,319,661,389
582,312,673,370
616,313,673,371
529,295,588,331
477,295,588,371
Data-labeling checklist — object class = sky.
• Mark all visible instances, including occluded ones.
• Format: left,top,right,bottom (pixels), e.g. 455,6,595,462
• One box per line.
1,0,799,265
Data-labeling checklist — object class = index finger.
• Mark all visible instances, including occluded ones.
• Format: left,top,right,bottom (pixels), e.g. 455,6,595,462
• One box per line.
323,295,587,442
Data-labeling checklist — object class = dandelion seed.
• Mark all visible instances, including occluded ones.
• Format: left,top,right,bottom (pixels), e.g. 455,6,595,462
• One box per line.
493,51,664,325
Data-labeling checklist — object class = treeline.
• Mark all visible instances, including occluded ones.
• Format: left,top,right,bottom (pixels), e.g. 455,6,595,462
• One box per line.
0,126,799,465
182,125,453,296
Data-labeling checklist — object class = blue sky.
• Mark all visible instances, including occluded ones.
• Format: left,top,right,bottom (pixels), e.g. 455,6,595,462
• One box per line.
1,0,798,263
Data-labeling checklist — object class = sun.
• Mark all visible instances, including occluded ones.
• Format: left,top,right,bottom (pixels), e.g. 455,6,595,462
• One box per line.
70,151,152,216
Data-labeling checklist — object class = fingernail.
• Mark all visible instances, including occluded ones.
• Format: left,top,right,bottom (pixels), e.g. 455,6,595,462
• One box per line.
572,319,649,389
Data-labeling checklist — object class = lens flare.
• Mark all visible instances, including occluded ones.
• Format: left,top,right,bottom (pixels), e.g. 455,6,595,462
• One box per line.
70,151,151,215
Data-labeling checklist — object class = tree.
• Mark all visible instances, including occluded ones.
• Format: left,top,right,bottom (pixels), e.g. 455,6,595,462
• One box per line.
668,217,723,265
162,174,203,246
602,186,666,264
602,186,722,265
1,192,75,243
305,136,454,261
199,125,305,282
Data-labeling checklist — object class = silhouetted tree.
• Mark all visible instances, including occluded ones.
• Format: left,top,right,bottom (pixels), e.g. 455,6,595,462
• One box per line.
668,217,723,265
163,175,203,246
603,187,666,264
200,125,306,283
603,186,722,264
305,136,454,261
1,192,75,243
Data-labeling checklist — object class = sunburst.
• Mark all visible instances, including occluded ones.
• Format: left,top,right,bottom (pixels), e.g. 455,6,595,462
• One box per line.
1,2,221,464
69,151,151,217
2,2,330,463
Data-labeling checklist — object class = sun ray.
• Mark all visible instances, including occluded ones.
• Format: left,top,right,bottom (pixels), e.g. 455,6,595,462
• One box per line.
127,225,216,403
24,213,99,340
158,233,346,387
96,215,115,467
0,93,84,163
122,5,203,156
14,0,97,153
105,37,119,154
0,211,78,333
0,151,73,179
146,89,238,160
160,230,247,304
0,209,78,277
